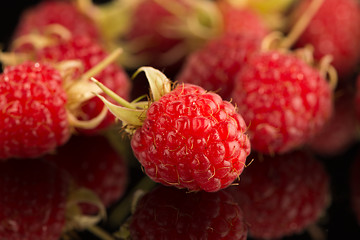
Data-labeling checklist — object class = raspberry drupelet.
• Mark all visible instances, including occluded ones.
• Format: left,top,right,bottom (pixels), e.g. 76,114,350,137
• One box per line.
93,67,251,192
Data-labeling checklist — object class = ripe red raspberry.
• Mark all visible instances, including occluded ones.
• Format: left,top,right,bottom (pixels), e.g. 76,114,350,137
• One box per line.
177,33,262,100
217,1,269,38
227,150,330,239
0,159,70,240
293,0,360,79
45,135,128,212
231,50,333,154
13,1,99,40
94,67,251,192
33,35,131,134
129,185,248,240
308,89,357,156
131,84,250,192
0,61,70,159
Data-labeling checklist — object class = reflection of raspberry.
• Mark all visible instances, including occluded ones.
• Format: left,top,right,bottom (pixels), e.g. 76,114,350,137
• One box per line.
0,159,70,240
45,135,128,212
232,50,333,154
228,150,330,239
0,61,70,159
129,186,248,240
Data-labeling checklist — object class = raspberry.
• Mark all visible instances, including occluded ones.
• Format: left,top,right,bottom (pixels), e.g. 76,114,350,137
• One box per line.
227,150,330,239
34,35,131,134
0,61,70,159
217,1,269,38
129,185,248,240
131,84,250,191
94,67,251,192
13,1,99,41
293,0,360,79
231,50,333,154
177,33,262,100
0,159,70,240
45,135,128,212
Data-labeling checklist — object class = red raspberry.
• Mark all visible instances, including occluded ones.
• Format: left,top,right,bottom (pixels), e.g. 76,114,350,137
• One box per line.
0,159,70,240
34,35,131,134
217,1,269,39
45,135,128,212
308,89,357,156
131,84,250,191
94,67,251,192
177,33,262,100
131,84,250,192
231,50,333,154
0,61,70,159
227,150,330,239
293,0,360,79
13,1,99,40
129,185,248,240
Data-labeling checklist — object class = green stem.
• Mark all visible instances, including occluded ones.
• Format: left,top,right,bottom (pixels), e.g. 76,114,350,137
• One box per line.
91,78,136,109
82,48,122,80
280,0,324,49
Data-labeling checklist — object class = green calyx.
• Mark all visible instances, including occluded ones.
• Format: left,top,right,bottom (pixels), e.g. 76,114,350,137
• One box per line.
63,48,123,130
92,66,172,134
